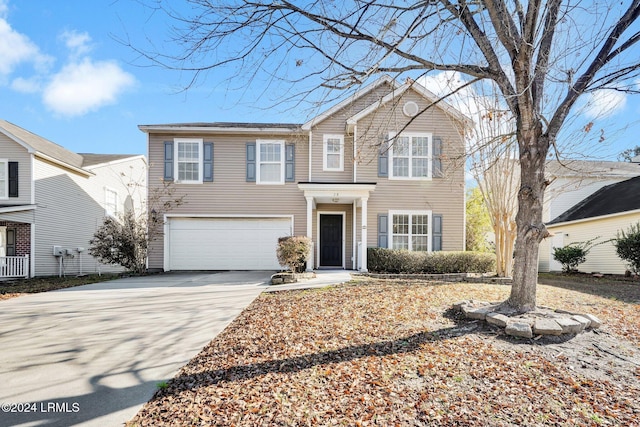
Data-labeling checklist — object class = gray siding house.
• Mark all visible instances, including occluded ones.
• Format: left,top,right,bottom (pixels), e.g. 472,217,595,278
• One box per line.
0,120,146,278
140,76,470,272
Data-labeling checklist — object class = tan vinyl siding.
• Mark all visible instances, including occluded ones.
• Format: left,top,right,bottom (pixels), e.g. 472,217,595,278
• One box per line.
33,156,146,276
0,134,32,205
310,83,394,182
355,90,466,251
547,212,640,274
147,132,309,270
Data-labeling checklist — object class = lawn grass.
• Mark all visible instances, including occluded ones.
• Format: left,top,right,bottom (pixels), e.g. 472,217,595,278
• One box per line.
0,274,119,299
128,277,640,426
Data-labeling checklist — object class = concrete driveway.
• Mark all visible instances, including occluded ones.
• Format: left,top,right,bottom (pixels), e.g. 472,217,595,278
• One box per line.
0,271,271,427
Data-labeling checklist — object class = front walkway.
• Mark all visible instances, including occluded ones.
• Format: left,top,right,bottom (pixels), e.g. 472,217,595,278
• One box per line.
0,271,270,427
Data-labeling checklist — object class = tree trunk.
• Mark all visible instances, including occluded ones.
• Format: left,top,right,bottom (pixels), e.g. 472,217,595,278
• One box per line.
507,133,550,312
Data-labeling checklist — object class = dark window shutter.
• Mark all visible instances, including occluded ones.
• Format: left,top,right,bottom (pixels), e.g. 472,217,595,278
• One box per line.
203,142,214,182
432,136,443,178
432,214,443,251
285,143,295,182
378,214,388,248
246,143,256,182
8,162,18,197
378,136,389,177
6,228,16,256
163,141,174,181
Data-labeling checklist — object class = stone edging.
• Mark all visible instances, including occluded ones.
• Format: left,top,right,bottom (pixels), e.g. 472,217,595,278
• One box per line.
453,300,602,338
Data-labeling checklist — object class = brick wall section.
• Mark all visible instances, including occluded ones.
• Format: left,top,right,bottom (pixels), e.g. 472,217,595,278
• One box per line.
0,221,31,257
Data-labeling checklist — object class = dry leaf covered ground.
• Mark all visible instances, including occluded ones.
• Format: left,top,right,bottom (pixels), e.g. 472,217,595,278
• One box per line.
128,277,640,427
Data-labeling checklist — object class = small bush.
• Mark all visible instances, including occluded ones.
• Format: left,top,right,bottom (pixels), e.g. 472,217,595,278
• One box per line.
277,236,312,273
367,248,495,274
552,237,603,273
613,222,640,274
552,245,587,273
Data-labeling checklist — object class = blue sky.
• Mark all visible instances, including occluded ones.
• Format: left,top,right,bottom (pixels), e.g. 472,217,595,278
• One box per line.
0,0,639,159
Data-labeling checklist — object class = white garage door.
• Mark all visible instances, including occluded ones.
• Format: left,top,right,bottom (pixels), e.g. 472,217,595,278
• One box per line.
168,217,292,270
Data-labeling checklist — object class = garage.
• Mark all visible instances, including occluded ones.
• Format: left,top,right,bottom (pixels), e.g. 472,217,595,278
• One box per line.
167,217,292,270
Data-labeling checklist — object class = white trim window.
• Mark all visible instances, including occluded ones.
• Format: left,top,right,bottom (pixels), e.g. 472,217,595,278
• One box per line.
175,138,203,183
323,134,344,171
105,187,119,217
390,211,432,251
257,139,285,184
389,133,432,179
0,159,6,199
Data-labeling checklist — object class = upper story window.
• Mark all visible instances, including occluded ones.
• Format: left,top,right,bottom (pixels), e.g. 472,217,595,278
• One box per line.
389,133,432,179
0,160,6,199
390,211,431,251
105,188,118,217
323,134,344,171
257,139,285,184
175,138,203,183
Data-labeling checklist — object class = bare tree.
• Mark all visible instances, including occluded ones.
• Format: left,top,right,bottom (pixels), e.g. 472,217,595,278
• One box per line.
134,1,640,312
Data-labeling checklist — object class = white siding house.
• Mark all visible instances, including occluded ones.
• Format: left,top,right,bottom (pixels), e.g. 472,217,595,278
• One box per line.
539,160,640,272
0,120,146,277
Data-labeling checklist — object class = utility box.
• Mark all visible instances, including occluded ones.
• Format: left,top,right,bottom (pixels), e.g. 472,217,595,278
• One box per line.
52,246,64,256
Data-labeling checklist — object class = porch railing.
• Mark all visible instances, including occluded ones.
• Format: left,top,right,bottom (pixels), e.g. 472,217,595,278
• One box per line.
0,255,30,279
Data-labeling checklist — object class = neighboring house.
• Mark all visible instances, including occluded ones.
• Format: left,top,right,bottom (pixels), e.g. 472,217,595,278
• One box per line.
0,120,147,278
140,76,470,272
544,175,640,274
539,159,640,272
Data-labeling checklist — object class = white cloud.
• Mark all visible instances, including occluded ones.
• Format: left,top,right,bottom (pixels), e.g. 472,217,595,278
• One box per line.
583,89,627,119
60,29,93,58
43,58,135,116
0,17,53,76
0,0,7,17
11,76,41,93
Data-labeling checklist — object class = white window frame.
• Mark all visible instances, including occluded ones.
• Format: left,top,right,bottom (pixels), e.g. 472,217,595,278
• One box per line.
104,187,119,217
0,159,7,199
257,139,285,185
388,132,432,180
388,210,432,252
174,138,203,184
323,134,344,171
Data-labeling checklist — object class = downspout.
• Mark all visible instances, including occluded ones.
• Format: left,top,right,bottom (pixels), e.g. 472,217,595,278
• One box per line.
308,131,313,182
353,125,357,183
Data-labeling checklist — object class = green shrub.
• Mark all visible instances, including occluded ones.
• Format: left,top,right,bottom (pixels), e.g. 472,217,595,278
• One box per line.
367,248,495,274
552,237,603,273
613,222,640,274
276,236,312,273
552,246,587,272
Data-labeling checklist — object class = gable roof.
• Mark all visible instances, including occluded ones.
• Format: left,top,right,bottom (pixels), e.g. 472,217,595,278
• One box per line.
546,159,640,179
301,75,396,130
548,175,640,225
0,119,142,174
0,119,85,169
80,153,145,168
345,79,472,129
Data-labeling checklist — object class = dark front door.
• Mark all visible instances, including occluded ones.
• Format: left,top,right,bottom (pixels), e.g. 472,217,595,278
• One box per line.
320,214,342,267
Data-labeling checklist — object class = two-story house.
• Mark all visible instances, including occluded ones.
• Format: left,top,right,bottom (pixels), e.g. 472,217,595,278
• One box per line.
0,120,146,278
140,76,470,272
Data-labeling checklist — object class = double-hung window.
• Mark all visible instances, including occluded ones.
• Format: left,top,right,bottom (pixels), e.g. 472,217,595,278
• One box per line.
175,138,203,183
0,160,6,199
390,211,431,251
389,133,431,179
105,188,118,217
323,134,344,171
257,140,285,184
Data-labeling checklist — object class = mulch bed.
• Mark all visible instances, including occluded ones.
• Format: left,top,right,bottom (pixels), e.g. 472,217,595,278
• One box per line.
127,278,640,426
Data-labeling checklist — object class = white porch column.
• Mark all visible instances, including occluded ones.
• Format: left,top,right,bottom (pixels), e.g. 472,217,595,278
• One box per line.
305,196,314,271
360,196,368,272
